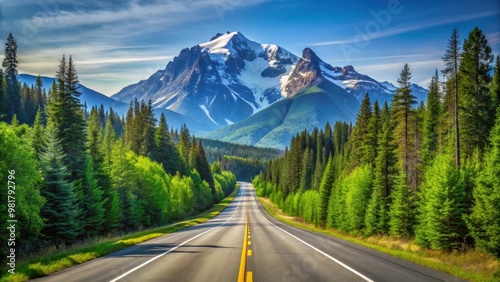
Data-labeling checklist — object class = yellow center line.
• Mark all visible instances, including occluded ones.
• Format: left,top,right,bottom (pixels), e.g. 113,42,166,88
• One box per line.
238,191,249,282
246,271,253,282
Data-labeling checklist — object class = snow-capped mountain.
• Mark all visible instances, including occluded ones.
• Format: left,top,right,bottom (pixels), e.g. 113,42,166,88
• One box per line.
112,31,428,134
113,32,299,132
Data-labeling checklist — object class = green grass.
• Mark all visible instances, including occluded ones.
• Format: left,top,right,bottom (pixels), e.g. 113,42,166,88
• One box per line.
0,186,239,282
258,197,500,282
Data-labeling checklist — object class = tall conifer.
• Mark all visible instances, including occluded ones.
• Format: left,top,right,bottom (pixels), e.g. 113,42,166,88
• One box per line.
458,27,494,157
422,70,442,165
2,33,22,122
39,124,80,243
442,28,461,167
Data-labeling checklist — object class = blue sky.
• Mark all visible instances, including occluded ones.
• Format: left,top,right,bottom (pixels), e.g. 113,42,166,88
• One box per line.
0,0,499,95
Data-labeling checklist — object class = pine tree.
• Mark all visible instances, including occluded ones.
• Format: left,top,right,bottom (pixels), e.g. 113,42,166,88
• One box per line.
312,135,325,189
458,27,494,157
87,107,103,165
0,69,6,119
362,100,380,168
415,153,466,250
189,138,215,200
343,166,373,232
318,156,335,227
442,28,461,168
178,124,192,172
11,114,19,127
351,93,372,166
333,121,347,155
92,112,122,232
47,55,87,184
490,56,500,119
414,101,425,189
287,134,302,193
365,113,396,235
152,113,184,175
35,75,45,114
422,70,442,165
188,136,198,170
31,107,45,158
26,83,39,124
43,55,87,237
81,158,105,236
193,140,216,201
466,107,500,257
299,148,313,191
102,115,116,168
323,122,334,160
364,183,384,236
391,63,418,190
123,102,135,151
139,100,156,158
2,33,22,123
39,124,80,243
388,172,415,237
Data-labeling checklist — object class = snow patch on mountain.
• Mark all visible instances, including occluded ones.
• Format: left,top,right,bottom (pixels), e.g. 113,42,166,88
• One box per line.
320,64,345,89
200,105,218,125
199,31,299,113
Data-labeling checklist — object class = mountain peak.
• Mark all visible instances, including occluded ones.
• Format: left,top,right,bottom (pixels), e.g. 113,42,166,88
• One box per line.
200,31,261,57
282,48,324,98
209,31,231,41
302,47,321,63
342,65,356,75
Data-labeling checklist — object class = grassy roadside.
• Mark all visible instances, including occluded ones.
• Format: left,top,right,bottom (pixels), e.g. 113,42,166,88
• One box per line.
258,196,500,282
0,186,239,282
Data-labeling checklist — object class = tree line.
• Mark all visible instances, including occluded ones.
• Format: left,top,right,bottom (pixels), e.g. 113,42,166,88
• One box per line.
199,138,282,181
0,33,236,267
254,26,500,257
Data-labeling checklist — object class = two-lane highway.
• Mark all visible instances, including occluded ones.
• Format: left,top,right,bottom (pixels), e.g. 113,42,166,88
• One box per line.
243,184,465,282
34,185,247,282
34,182,465,281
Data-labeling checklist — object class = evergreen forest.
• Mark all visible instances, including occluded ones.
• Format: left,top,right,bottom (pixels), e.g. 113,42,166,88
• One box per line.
254,27,500,258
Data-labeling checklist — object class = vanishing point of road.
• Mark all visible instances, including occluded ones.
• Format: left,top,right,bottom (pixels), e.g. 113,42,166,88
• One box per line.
33,182,465,282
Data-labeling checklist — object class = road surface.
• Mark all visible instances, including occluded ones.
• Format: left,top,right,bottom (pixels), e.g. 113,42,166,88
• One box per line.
34,182,465,282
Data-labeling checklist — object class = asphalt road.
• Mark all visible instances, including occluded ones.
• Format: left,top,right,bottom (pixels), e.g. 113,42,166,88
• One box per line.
33,182,465,282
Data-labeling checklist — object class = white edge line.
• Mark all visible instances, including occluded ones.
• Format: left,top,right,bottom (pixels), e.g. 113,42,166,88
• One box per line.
109,189,244,282
250,189,374,282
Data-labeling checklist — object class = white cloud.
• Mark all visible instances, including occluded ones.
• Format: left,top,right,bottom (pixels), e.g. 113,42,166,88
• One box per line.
312,11,499,46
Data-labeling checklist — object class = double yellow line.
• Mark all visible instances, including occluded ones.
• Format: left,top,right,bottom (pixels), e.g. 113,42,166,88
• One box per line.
238,191,252,282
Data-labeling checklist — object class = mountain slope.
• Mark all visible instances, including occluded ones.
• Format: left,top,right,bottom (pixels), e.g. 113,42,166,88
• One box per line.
206,48,360,149
19,74,130,114
206,82,358,149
